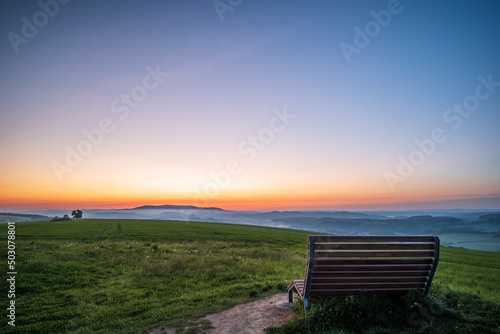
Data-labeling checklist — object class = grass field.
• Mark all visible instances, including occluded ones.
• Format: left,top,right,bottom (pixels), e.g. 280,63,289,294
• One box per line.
1,219,499,333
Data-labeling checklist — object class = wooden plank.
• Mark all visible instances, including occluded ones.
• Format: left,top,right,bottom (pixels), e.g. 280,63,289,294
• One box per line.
314,250,435,258
314,242,435,250
310,286,425,293
314,258,433,265
312,276,428,283
313,235,436,243
310,282,425,289
289,279,304,285
313,264,432,272
309,288,424,295
288,280,305,294
291,280,304,286
312,270,430,277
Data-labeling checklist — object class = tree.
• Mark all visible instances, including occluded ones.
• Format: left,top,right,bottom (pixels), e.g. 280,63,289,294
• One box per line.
72,209,83,219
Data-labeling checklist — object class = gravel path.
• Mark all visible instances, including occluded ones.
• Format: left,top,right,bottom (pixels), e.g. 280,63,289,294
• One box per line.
148,293,295,334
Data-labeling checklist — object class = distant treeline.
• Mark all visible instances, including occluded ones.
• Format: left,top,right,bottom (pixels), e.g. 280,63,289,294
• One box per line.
479,213,500,224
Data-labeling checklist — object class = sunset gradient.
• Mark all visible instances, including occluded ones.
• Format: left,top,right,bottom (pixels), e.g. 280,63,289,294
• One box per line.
1,0,499,211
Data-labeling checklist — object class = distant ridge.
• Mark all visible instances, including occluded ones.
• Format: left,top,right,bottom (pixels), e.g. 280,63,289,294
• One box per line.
130,204,225,211
0,212,50,222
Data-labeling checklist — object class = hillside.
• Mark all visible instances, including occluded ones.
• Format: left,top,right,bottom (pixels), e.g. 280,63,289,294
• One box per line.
0,212,50,222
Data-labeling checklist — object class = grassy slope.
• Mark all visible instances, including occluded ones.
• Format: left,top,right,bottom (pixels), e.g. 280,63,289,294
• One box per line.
437,247,500,302
1,219,499,334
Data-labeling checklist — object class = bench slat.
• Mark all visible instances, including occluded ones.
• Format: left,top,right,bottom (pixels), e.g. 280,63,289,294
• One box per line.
312,276,428,283
314,242,435,250
314,250,435,258
313,265,433,272
313,235,435,242
310,288,424,295
311,282,425,289
312,270,430,277
287,280,304,294
314,258,433,265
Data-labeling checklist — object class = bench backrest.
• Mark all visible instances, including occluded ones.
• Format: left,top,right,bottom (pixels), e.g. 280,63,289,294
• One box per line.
303,235,440,298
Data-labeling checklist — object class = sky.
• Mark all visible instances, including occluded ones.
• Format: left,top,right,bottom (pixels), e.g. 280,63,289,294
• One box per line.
0,0,499,211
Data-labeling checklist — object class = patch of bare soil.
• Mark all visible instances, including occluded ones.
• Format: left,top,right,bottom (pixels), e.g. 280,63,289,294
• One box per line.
148,293,295,334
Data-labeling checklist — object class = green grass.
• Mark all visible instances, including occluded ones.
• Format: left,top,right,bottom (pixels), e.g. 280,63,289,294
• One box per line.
435,247,500,302
1,219,499,333
10,219,310,244
1,219,309,333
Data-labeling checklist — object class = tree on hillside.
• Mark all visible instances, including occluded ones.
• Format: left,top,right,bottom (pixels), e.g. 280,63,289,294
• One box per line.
72,209,83,219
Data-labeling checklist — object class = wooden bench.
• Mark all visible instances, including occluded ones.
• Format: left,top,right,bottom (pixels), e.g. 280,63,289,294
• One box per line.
288,235,440,312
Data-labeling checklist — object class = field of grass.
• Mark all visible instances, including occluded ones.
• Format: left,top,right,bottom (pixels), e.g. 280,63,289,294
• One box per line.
1,219,499,333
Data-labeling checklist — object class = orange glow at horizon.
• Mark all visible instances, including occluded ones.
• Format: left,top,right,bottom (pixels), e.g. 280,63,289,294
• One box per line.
1,151,498,211
2,185,496,211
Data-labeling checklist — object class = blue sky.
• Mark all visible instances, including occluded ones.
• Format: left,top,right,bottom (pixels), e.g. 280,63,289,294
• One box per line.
0,0,499,210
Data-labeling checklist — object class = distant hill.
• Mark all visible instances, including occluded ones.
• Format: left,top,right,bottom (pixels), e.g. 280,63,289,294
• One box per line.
130,204,225,211
479,213,500,224
0,212,50,222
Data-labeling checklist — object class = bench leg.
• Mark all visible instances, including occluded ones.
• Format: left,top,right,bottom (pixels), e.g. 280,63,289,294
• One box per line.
288,289,294,303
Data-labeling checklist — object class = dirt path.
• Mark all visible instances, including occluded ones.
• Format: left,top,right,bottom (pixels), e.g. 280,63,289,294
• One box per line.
148,293,295,334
